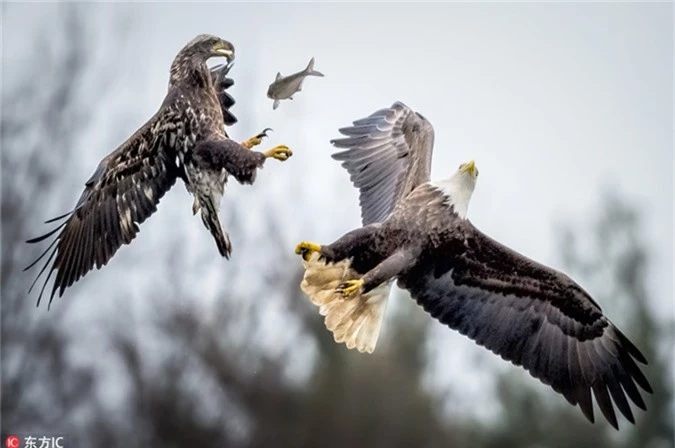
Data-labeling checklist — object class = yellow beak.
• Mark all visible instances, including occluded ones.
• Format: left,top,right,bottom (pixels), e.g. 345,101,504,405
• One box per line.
213,42,235,61
462,160,477,176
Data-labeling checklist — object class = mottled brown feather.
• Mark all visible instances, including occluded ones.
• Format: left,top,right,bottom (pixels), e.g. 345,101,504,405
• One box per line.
26,35,248,307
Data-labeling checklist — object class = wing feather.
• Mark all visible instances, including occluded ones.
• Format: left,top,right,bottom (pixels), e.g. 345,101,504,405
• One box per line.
398,220,651,429
25,112,179,307
331,102,434,225
210,62,237,127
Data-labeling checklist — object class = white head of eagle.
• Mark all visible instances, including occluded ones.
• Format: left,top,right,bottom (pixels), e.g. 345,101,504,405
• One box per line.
295,101,652,430
432,160,479,219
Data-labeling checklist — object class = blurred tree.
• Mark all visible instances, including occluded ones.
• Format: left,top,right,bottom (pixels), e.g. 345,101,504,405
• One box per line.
3,6,671,448
264,293,464,448
104,244,467,447
470,194,673,448
1,5,124,445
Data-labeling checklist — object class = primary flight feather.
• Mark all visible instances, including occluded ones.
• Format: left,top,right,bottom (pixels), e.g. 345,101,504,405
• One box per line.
295,101,651,430
26,34,293,308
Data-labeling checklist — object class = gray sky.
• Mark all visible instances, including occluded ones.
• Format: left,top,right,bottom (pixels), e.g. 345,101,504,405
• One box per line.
4,1,673,421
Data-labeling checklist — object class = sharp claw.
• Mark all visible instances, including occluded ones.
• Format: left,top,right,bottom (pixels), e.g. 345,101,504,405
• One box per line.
335,279,364,299
255,128,273,140
243,129,274,150
257,127,273,139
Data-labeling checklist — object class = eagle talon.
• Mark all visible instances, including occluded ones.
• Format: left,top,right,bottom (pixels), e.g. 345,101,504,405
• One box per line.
265,145,293,161
336,279,364,299
295,241,321,261
256,127,273,139
242,129,272,150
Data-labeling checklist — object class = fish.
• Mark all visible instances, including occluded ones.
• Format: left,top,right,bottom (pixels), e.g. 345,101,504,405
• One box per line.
267,57,324,110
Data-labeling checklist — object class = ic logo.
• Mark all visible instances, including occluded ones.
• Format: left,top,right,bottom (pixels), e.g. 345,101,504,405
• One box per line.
4,435,20,448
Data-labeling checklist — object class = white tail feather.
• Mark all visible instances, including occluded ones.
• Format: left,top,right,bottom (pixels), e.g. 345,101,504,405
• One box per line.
300,253,390,353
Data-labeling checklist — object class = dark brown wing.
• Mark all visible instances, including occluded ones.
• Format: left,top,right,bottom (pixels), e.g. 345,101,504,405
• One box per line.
398,217,652,429
331,102,434,225
25,111,180,308
210,62,237,126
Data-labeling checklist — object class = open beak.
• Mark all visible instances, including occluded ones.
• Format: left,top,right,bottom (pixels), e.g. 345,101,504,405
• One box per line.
213,42,235,61
462,160,477,176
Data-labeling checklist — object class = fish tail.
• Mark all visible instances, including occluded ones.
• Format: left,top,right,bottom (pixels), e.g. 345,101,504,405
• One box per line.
305,57,324,77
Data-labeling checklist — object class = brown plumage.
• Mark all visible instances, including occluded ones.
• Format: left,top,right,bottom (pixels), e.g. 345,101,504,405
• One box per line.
26,34,292,308
296,101,651,429
210,61,237,126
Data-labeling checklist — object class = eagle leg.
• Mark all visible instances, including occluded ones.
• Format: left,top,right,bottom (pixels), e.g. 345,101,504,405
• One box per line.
263,145,293,161
295,226,378,262
322,226,379,262
295,241,322,261
357,250,415,294
241,128,273,149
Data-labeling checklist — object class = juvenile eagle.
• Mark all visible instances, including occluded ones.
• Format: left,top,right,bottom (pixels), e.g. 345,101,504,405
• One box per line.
26,34,293,308
295,102,651,429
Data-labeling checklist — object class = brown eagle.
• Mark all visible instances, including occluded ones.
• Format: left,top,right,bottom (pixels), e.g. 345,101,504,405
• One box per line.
26,34,292,308
295,101,651,429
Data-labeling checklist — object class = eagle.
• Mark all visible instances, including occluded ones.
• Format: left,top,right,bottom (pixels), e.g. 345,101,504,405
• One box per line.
26,34,293,308
294,101,652,429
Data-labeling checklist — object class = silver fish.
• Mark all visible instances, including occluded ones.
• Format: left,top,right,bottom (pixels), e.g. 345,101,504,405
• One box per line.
267,57,324,110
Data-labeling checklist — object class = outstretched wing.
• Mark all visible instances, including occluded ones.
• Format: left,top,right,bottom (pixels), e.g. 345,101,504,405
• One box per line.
210,62,237,127
398,218,652,429
331,101,434,225
25,111,180,308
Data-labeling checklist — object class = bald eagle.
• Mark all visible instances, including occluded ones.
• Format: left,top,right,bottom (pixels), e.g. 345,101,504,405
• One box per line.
295,102,651,429
26,34,293,308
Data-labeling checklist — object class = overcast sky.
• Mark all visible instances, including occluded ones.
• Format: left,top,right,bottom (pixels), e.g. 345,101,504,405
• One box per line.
4,1,673,421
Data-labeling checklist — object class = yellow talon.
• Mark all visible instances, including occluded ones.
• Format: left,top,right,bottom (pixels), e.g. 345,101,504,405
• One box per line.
336,279,364,299
242,137,261,149
295,241,321,261
241,128,272,149
264,145,293,161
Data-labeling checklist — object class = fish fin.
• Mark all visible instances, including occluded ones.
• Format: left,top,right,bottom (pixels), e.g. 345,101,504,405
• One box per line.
305,57,324,77
273,99,280,110
275,72,282,81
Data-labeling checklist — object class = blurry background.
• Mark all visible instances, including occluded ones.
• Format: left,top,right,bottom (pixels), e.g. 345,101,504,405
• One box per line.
1,3,672,447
